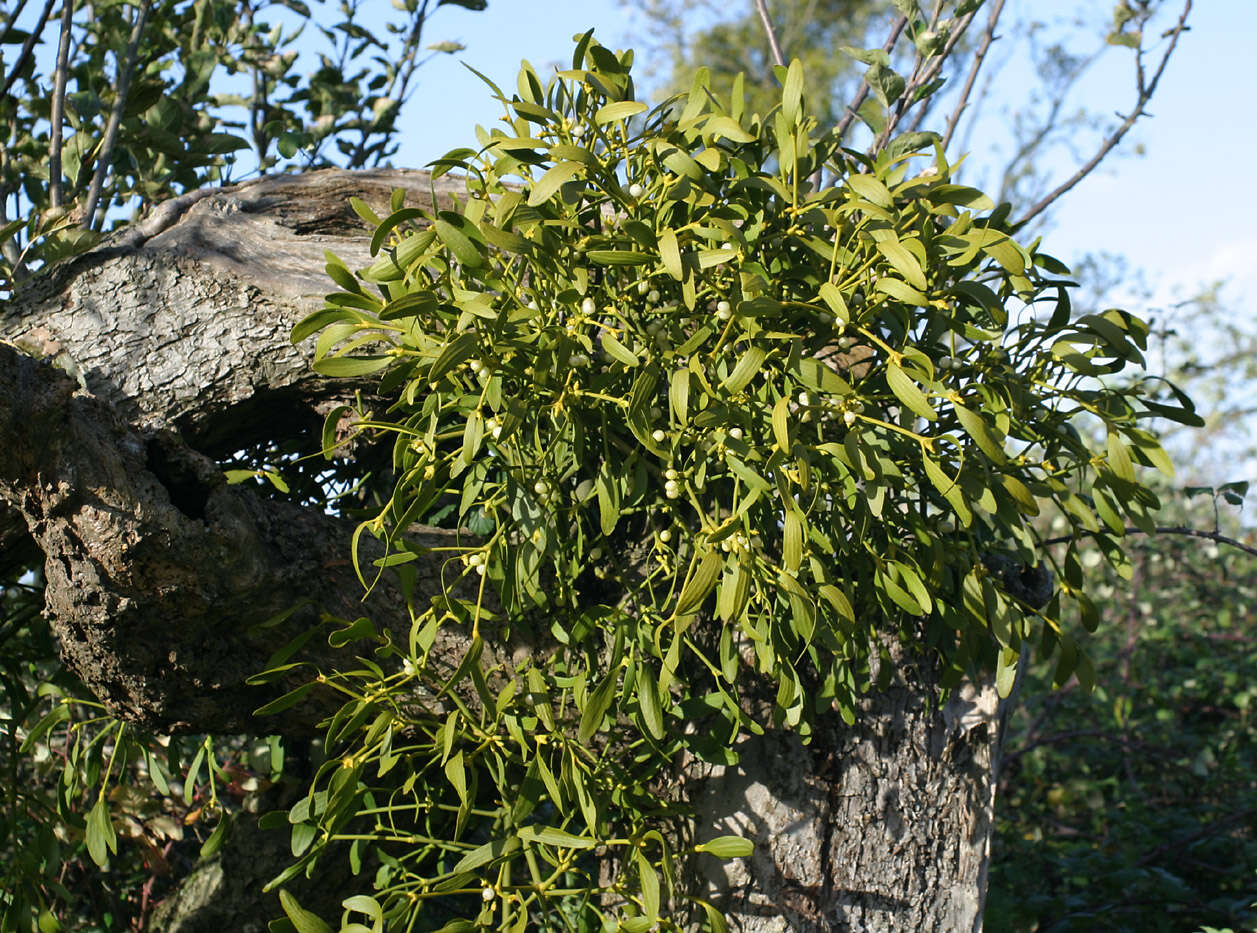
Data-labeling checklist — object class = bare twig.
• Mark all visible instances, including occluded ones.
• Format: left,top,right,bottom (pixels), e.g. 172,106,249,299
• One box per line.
1014,0,1193,229
833,14,907,143
942,0,1006,150
1042,525,1257,560
348,0,433,169
48,0,75,210
874,6,980,152
995,45,1103,204
753,0,786,70
0,0,56,100
81,0,151,230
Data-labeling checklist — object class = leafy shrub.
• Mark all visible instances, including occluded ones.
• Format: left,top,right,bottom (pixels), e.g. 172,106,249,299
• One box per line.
287,33,1200,928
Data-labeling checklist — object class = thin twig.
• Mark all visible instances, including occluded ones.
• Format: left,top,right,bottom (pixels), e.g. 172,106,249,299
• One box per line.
874,6,979,153
0,0,56,100
833,14,907,143
753,0,786,70
81,0,151,230
48,0,75,210
942,0,1005,150
1014,0,1192,229
1041,525,1257,560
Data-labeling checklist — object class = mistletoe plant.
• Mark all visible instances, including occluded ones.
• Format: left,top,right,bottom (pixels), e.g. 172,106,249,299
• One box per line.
278,33,1200,930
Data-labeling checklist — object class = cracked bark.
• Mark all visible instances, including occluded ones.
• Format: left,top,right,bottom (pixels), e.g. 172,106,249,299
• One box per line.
0,169,1002,930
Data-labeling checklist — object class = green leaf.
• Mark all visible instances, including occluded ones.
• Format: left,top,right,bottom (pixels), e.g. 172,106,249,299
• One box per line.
818,282,849,323
518,825,596,849
453,836,520,873
527,161,584,206
996,647,1019,698
85,797,116,867
695,835,754,859
781,59,804,123
1106,430,1135,482
444,750,469,806
595,100,647,123
200,812,232,859
670,368,690,424
887,364,936,420
578,667,619,743
722,345,767,394
659,228,683,280
954,405,1006,462
254,682,316,717
587,249,654,265
311,356,391,378
636,848,661,921
701,902,730,933
846,174,893,208
278,890,334,933
772,395,790,452
429,332,479,383
676,548,723,616
876,239,927,291
875,277,929,306
433,218,483,268
637,665,666,741
704,114,755,143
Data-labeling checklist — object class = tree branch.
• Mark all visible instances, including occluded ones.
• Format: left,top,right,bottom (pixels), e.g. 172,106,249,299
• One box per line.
942,0,1006,151
48,0,75,210
1041,525,1257,560
0,0,56,100
833,14,907,144
874,6,980,152
753,0,786,70
0,342,504,734
81,0,151,231
1014,0,1193,229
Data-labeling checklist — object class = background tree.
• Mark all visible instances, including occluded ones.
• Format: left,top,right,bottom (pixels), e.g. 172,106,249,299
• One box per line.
0,0,486,283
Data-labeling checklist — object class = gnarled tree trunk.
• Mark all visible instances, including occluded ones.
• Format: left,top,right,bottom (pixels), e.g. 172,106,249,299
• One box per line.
0,169,1001,931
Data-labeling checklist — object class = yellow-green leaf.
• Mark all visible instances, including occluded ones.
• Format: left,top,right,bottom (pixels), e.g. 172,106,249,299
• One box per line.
601,331,640,367
954,405,1007,463
594,100,647,124
527,161,583,206
518,824,597,849
433,219,483,268
846,173,893,208
659,228,683,280
676,548,723,616
772,395,790,452
887,364,936,420
722,345,767,394
695,835,754,858
876,239,927,290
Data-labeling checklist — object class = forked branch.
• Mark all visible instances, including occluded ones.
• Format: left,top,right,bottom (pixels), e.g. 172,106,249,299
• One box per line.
1014,0,1193,229
942,0,1006,150
833,13,908,143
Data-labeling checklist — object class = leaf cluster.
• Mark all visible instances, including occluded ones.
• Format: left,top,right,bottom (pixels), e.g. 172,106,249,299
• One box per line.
287,32,1200,928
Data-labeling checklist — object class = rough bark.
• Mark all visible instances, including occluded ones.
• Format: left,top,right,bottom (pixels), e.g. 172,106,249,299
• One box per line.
689,664,999,932
0,169,1003,929
0,341,498,734
0,169,482,733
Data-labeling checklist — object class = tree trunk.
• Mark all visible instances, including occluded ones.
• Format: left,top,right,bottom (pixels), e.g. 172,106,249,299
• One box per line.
0,169,1001,929
688,665,999,932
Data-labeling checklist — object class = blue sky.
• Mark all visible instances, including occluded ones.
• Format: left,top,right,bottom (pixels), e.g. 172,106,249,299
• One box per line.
403,1,1256,320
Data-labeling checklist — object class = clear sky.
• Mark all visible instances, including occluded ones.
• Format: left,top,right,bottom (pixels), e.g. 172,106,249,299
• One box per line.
402,0,1256,322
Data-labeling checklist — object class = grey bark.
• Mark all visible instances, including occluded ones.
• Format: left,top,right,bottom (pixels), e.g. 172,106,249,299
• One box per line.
0,169,1004,930
689,668,1000,933
0,169,483,733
